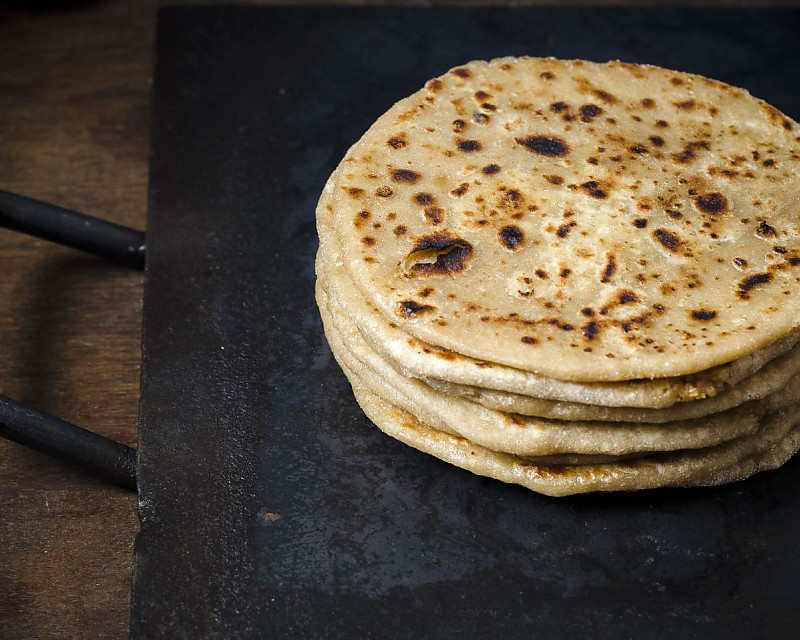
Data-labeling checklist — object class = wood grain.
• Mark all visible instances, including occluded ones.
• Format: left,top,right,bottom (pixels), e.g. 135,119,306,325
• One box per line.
1,0,799,638
0,2,150,639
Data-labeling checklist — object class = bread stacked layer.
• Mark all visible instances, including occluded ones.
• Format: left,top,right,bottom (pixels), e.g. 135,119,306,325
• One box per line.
315,57,800,496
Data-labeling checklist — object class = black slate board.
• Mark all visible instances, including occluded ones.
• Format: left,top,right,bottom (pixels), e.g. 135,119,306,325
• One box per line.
132,7,800,639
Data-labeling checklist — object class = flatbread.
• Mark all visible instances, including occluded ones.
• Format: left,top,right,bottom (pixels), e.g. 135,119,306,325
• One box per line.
423,351,800,422
319,172,800,409
329,57,800,382
693,426,800,487
346,380,800,497
315,56,800,494
318,279,782,457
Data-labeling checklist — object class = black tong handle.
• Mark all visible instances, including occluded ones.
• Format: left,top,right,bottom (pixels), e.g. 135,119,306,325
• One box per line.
0,190,145,269
0,189,143,490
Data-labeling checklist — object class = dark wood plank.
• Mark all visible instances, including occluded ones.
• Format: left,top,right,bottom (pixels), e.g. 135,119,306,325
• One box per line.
0,2,151,638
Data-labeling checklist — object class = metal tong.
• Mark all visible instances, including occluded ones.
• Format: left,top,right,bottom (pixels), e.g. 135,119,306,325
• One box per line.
0,189,143,490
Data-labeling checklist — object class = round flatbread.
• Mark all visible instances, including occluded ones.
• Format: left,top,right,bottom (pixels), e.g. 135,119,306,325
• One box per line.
329,57,800,382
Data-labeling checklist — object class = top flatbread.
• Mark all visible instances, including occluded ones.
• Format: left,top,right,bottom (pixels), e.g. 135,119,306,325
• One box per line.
330,57,800,382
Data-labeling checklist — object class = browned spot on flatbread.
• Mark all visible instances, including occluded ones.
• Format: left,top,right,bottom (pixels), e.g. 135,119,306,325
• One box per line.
458,139,482,152
499,225,524,250
579,104,602,122
353,210,370,228
404,233,474,277
582,321,600,341
451,183,469,197
515,135,570,157
557,222,576,238
757,221,777,237
618,290,638,304
346,187,365,198
653,228,682,252
424,206,445,225
695,192,728,215
737,273,772,299
592,89,618,104
397,300,436,317
600,254,616,283
426,78,443,92
387,133,408,149
391,169,421,184
581,181,608,199
691,309,717,321
548,318,574,331
673,141,709,164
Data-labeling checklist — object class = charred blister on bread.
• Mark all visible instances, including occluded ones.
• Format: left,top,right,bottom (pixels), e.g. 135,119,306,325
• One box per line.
402,233,474,278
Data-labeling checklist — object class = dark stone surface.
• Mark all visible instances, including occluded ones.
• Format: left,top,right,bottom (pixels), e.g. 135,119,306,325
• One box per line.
133,7,800,639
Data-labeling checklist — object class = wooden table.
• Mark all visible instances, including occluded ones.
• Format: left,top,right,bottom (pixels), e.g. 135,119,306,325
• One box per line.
1,1,798,637
0,2,150,638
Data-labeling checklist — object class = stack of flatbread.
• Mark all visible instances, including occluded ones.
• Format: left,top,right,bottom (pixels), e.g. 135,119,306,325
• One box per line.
316,57,800,496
